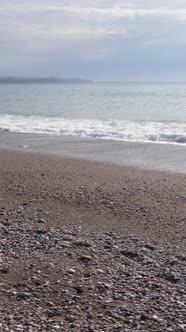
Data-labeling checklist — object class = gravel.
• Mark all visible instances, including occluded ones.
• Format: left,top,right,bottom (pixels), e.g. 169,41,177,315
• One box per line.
0,207,185,332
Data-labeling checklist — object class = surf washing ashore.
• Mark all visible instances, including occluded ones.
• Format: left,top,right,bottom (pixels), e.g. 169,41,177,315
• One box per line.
0,82,186,146
0,82,186,173
0,114,186,144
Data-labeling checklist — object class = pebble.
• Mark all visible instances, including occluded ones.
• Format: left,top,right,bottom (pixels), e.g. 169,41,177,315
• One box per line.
152,315,162,322
67,268,76,274
79,255,92,262
0,214,185,332
0,266,9,274
16,292,30,300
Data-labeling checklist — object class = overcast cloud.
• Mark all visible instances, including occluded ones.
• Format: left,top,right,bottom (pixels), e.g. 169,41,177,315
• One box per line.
1,0,186,80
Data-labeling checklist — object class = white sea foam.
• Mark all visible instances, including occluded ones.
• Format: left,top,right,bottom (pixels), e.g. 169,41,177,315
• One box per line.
0,114,186,145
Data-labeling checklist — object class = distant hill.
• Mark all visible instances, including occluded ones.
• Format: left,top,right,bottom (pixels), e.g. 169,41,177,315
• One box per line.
0,77,93,84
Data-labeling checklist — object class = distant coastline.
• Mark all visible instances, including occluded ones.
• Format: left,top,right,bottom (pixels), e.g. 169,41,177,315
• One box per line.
0,77,93,84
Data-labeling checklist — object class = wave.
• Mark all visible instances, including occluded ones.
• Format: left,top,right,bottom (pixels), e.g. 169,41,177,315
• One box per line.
0,114,186,145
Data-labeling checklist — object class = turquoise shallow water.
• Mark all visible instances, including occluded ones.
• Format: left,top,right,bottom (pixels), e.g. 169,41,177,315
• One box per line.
0,83,186,144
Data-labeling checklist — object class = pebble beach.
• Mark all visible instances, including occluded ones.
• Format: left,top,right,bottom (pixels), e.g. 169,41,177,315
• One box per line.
0,150,186,332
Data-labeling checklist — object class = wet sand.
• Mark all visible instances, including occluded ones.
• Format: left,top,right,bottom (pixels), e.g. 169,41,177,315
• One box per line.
0,131,186,173
0,150,185,331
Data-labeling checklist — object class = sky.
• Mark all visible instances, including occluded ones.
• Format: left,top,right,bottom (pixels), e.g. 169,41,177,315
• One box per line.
1,0,186,81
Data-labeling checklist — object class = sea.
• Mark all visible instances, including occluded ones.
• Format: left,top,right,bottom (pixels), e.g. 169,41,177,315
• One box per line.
0,82,186,145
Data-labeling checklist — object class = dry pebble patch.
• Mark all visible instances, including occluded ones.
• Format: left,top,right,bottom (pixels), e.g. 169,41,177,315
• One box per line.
0,209,185,332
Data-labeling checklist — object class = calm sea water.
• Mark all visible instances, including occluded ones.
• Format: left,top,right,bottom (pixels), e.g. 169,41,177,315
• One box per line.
0,83,186,144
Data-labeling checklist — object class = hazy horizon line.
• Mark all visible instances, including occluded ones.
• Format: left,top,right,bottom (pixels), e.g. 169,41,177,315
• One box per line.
1,76,186,84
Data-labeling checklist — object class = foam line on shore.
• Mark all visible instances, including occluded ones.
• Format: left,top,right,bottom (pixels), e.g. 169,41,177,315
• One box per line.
0,114,186,145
